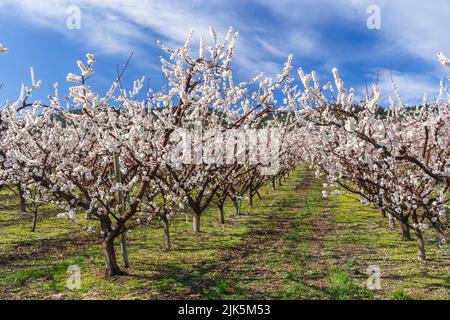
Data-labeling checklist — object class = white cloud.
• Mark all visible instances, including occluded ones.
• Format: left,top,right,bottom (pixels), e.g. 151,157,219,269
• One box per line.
2,0,449,99
378,1,450,65
0,0,319,79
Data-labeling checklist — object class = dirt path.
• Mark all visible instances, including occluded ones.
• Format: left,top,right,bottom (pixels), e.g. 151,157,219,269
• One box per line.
182,169,320,299
300,206,334,295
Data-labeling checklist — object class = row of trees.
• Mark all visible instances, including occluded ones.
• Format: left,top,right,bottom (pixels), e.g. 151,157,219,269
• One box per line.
0,29,298,275
0,28,448,276
290,61,449,260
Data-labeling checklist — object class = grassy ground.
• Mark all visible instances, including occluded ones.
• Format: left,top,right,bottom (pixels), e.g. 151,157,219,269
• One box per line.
0,168,448,299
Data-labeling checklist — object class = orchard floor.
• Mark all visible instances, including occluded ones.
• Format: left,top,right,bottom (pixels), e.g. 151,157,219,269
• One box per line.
0,168,448,300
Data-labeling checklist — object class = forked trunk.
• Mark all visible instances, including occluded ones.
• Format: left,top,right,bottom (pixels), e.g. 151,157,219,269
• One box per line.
401,221,412,241
103,238,123,276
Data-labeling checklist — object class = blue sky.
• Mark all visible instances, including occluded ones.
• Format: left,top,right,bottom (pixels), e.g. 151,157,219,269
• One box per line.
1,0,450,105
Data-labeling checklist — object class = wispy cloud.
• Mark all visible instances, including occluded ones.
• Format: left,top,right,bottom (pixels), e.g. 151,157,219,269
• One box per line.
0,0,320,78
1,0,449,100
377,1,450,64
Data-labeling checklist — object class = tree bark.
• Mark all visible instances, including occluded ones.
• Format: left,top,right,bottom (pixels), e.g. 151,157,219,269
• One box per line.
18,185,26,215
103,238,123,276
414,228,426,261
161,216,171,251
401,221,412,241
218,203,225,224
232,198,242,215
113,152,129,268
231,198,239,215
411,210,426,261
31,211,37,232
120,233,129,268
248,178,254,207
193,212,201,234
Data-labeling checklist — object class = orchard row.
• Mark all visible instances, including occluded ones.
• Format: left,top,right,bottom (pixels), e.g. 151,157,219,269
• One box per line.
0,28,448,275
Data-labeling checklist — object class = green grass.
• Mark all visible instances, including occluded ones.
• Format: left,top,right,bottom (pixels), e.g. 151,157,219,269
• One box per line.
326,191,450,300
326,268,373,300
390,289,412,300
0,168,448,300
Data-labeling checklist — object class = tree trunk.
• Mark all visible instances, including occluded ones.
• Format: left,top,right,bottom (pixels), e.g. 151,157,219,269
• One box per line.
411,210,426,261
388,213,396,230
103,238,123,276
248,178,254,207
232,198,242,215
272,179,276,190
120,233,129,268
380,209,387,218
256,190,262,200
218,203,225,224
113,152,129,268
18,185,26,214
232,198,239,215
193,212,201,234
161,216,171,251
401,221,412,241
31,211,37,232
414,228,426,261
